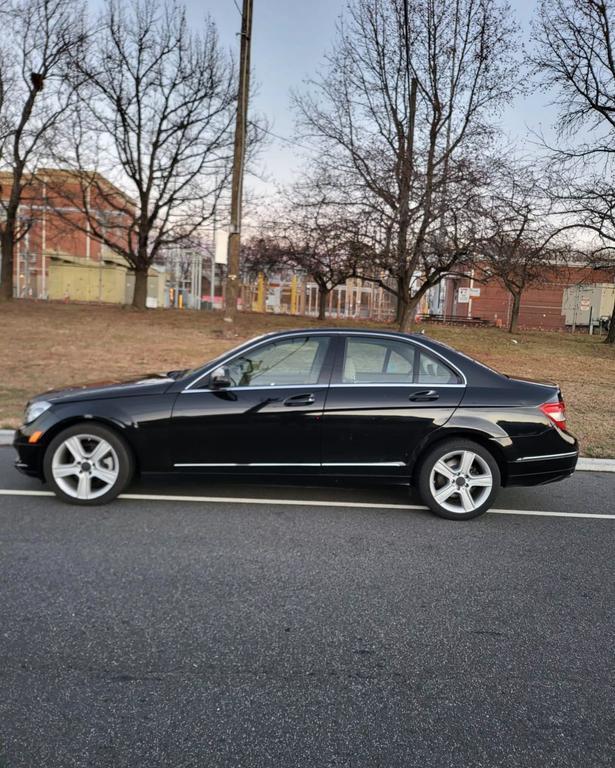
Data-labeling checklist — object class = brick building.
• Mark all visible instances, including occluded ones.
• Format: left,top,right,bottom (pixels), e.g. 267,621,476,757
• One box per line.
437,264,614,331
0,169,165,305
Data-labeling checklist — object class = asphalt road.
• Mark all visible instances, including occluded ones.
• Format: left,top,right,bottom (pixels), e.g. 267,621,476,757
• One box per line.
0,447,614,768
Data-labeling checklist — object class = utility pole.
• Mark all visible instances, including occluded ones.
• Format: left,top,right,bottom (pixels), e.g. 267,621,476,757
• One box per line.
224,0,253,322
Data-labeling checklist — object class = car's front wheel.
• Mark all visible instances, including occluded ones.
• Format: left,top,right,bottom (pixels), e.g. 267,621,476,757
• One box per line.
417,439,500,520
44,423,133,505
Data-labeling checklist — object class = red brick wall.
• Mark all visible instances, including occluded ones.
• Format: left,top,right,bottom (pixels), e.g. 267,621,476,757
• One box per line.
1,171,133,298
443,266,613,330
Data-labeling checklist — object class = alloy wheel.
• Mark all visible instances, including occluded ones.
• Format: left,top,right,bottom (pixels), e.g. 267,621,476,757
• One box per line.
428,449,493,514
51,433,120,501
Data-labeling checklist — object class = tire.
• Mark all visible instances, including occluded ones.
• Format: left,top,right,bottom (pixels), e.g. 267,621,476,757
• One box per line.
43,422,134,506
417,438,501,520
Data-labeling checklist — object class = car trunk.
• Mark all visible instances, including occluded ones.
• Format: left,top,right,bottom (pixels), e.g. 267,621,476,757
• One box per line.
505,376,562,406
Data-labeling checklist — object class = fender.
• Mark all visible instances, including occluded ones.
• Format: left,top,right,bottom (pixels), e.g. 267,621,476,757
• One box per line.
406,409,514,480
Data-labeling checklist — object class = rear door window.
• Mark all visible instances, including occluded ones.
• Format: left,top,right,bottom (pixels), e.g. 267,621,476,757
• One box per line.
341,337,416,383
339,337,461,385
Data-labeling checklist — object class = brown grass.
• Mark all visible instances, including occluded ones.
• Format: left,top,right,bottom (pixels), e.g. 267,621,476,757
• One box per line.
1,300,614,457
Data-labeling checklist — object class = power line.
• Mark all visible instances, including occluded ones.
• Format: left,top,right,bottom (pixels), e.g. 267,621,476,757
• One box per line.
249,121,318,153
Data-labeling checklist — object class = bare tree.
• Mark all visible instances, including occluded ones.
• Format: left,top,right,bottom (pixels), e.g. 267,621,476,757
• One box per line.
533,0,615,342
350,162,486,321
294,0,520,330
283,225,366,321
475,163,567,333
48,0,237,309
0,0,85,301
247,198,367,319
241,235,286,278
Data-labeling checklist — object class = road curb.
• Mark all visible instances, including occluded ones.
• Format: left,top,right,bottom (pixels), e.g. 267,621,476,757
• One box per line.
0,430,14,446
1,428,614,471
576,457,615,473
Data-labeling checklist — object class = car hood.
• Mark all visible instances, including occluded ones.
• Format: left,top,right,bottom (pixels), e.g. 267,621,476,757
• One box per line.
30,374,175,404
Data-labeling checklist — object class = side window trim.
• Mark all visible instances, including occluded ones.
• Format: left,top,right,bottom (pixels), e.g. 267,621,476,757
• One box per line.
182,331,467,391
412,345,420,384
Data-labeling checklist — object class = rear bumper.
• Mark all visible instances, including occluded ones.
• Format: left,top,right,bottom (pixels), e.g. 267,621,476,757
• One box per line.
505,446,578,487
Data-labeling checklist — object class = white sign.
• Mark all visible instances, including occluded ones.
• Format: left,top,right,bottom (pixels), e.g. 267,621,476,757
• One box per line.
579,297,591,311
457,287,470,303
215,229,229,264
469,287,481,297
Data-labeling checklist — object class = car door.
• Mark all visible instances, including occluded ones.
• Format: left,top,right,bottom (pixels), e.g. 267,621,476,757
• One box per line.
170,334,334,474
321,334,465,477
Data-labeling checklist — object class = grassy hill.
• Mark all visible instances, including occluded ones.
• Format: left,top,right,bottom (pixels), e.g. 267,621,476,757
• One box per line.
2,300,614,457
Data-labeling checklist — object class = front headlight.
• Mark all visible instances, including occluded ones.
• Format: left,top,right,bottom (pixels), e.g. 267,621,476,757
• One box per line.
24,400,52,425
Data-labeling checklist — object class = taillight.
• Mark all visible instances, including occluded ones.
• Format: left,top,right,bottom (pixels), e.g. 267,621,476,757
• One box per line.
540,401,567,431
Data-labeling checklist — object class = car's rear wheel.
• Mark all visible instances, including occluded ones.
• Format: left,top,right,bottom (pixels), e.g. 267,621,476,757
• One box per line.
417,439,500,520
44,423,133,505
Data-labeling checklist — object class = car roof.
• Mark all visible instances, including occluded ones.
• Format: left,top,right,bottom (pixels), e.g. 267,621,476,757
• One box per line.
257,326,444,349
259,327,422,340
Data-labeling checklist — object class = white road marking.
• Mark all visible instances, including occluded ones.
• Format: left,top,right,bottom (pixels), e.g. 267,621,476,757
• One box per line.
0,488,613,519
0,489,53,497
489,509,615,519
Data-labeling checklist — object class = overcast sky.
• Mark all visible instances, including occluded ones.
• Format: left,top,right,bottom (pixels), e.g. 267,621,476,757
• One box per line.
179,0,554,199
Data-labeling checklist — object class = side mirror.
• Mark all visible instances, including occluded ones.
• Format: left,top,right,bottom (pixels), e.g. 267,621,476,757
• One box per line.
209,366,232,389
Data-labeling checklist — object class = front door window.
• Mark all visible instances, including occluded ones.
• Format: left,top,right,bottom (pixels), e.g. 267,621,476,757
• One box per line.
226,336,331,387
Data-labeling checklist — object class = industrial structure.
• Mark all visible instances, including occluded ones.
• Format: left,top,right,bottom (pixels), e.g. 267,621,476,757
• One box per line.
240,272,399,321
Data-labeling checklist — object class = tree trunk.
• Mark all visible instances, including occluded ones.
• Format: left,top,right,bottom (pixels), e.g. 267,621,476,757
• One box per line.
0,230,15,301
317,286,329,320
400,294,421,333
508,291,521,333
395,274,410,329
395,278,405,325
132,266,148,309
604,300,615,344
0,86,40,302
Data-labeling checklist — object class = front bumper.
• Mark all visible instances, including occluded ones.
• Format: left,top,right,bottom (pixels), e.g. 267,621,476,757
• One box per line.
13,427,46,479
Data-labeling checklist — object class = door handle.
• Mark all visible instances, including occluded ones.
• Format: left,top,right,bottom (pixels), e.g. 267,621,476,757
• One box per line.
409,389,439,402
284,393,316,406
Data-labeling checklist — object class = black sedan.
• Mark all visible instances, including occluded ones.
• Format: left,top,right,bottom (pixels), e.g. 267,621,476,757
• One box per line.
13,329,578,519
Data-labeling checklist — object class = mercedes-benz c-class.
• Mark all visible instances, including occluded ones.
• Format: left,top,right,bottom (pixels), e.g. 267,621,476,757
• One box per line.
13,329,578,519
